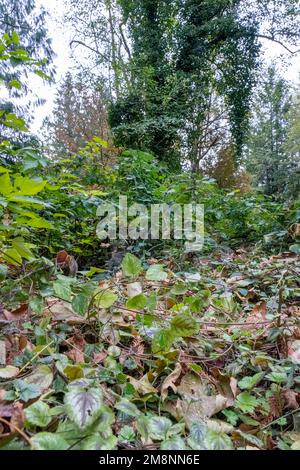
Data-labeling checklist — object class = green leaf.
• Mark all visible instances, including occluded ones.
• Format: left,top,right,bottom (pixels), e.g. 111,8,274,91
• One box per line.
94,289,118,309
160,437,186,450
63,365,84,381
64,386,103,430
235,392,258,413
0,173,13,195
171,314,199,337
146,264,168,281
171,283,188,295
0,264,8,281
9,79,22,90
72,294,90,315
115,399,141,417
204,430,234,450
32,432,69,450
126,294,147,309
238,373,264,390
25,401,52,427
17,216,53,229
152,329,175,354
53,281,72,302
14,379,42,402
122,254,142,278
11,31,20,45
3,248,22,266
12,238,34,260
82,434,117,450
148,416,172,441
265,371,288,384
13,176,46,196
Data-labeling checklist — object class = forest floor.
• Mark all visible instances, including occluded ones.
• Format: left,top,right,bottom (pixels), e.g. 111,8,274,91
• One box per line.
0,247,300,450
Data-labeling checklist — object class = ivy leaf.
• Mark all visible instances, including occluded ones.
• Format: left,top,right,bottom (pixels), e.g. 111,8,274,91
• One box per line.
32,432,69,450
64,386,103,430
171,314,199,337
146,264,168,281
94,289,118,309
72,294,90,315
53,281,72,302
25,401,52,428
122,254,142,278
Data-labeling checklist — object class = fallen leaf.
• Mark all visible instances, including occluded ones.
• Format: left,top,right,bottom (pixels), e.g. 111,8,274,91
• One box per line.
161,363,182,401
0,340,6,365
23,365,53,392
284,389,299,410
3,304,28,322
127,282,142,298
10,402,25,432
129,374,157,395
46,299,87,324
0,365,20,379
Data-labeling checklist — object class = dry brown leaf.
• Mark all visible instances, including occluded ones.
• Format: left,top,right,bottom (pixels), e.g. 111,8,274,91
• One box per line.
129,374,157,395
3,304,28,322
176,373,231,428
284,389,299,410
288,339,300,364
161,363,182,401
92,351,108,365
127,282,142,298
10,402,25,432
46,299,87,324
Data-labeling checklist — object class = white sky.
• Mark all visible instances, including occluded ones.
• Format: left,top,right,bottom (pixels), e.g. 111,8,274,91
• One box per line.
26,0,300,133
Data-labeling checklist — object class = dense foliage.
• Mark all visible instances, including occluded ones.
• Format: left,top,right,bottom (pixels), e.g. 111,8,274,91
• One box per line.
0,0,299,453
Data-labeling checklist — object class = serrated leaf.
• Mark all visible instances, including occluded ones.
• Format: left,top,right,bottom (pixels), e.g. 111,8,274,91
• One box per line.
64,386,103,430
122,254,142,278
235,392,258,413
238,373,264,390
